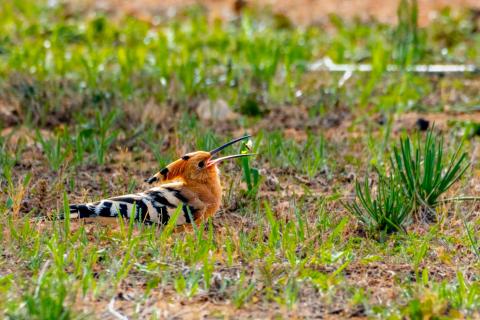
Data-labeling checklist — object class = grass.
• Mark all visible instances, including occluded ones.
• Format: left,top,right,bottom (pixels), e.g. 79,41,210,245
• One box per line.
345,174,412,234
1,0,480,318
391,128,470,212
347,128,470,233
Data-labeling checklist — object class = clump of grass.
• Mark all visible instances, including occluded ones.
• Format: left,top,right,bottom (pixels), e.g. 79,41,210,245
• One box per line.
345,174,412,234
92,110,118,165
393,0,426,66
36,130,70,171
391,129,470,214
347,128,470,233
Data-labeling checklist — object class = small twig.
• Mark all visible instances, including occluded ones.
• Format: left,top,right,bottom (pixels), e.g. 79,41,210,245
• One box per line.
108,298,129,320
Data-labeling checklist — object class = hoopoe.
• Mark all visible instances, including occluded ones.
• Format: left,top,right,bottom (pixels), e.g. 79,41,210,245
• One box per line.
67,135,254,229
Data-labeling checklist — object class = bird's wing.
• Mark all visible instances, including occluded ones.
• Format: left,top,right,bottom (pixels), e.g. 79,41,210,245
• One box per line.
70,182,203,226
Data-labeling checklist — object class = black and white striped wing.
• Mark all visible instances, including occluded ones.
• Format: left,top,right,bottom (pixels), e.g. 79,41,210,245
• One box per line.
69,184,199,226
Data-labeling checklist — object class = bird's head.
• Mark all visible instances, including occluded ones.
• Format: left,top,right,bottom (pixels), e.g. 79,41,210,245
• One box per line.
146,135,254,184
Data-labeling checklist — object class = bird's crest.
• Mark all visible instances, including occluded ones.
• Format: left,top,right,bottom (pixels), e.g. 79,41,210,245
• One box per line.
145,135,255,184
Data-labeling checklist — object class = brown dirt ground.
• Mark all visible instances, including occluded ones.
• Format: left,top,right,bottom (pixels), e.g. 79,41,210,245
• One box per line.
77,0,480,26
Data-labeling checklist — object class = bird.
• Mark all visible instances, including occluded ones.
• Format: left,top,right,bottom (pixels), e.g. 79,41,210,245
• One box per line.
66,135,254,229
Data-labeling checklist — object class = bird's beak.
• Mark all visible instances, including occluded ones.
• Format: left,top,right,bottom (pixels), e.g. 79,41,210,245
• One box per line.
209,135,251,156
146,135,254,183
207,135,254,167
206,153,255,167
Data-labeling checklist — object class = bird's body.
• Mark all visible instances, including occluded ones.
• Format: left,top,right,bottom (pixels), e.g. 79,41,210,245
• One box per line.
66,136,252,229
69,182,204,226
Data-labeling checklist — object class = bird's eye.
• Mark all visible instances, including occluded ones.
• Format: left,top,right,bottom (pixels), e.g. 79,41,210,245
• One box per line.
198,161,205,168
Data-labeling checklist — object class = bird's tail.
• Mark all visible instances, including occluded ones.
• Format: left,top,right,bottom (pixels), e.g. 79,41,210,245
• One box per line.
67,204,99,219
42,204,97,221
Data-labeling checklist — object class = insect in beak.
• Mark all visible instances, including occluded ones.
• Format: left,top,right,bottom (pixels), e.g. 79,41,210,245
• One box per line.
207,135,255,167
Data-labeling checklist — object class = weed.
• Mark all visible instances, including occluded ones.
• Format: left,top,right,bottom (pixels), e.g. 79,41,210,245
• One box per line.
393,0,426,66
0,137,16,183
304,133,327,178
14,277,72,320
400,272,480,318
241,156,261,197
93,110,118,165
345,173,412,234
36,130,70,171
232,272,255,308
391,129,470,214
464,220,480,262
